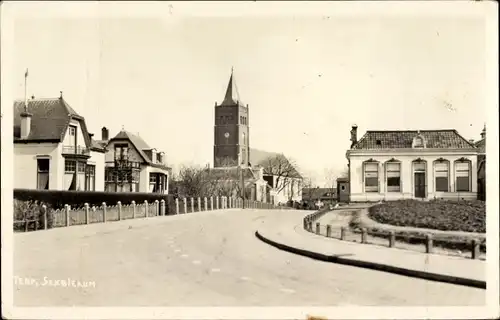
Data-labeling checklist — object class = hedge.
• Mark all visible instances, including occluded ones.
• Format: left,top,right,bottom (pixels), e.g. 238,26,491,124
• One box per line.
14,189,174,210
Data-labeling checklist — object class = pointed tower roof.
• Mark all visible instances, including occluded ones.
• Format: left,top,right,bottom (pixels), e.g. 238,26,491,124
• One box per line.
221,67,244,106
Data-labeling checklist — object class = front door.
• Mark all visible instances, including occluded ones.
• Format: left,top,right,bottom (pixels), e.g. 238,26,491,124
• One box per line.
414,172,426,198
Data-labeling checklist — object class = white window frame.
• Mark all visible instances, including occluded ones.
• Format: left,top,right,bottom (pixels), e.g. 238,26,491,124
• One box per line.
454,160,471,192
385,161,401,193
363,161,379,193
434,160,450,192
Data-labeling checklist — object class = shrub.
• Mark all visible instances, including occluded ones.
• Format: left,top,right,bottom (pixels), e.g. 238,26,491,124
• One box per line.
13,199,54,232
14,189,173,211
368,199,486,233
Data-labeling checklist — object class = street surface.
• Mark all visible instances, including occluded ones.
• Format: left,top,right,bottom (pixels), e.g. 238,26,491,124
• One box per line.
13,209,485,306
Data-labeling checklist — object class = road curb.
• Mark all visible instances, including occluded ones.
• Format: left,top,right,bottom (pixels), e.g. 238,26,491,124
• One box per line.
255,230,486,290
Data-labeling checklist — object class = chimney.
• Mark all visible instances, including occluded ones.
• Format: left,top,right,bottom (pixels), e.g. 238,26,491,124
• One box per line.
350,125,358,148
152,149,157,164
101,127,109,141
20,110,33,139
480,125,486,139
89,133,94,139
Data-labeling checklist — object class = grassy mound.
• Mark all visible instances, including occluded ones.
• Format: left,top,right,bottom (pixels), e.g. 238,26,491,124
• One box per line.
368,200,485,233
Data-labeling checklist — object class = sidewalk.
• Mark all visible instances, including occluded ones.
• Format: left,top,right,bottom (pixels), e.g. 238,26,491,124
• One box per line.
256,212,486,289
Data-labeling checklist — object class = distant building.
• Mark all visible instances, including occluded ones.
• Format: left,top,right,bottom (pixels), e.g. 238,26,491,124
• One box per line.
302,187,337,206
211,68,302,204
13,96,106,191
101,128,171,193
249,148,303,204
346,125,479,202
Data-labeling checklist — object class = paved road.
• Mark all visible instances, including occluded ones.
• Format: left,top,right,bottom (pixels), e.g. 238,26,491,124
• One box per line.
13,209,485,306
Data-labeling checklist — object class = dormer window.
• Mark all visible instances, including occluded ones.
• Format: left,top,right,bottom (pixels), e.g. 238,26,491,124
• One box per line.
412,134,426,148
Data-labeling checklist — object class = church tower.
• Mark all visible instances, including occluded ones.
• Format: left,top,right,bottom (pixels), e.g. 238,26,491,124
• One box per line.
213,68,250,167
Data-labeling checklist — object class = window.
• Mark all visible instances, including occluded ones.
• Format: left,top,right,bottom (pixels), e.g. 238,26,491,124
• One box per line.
240,116,243,124
115,144,129,160
85,165,95,191
341,185,345,191
77,162,86,173
242,132,246,145
69,126,76,136
364,162,379,192
376,140,381,145
65,160,76,173
434,161,449,192
37,159,50,190
455,161,471,192
386,162,401,192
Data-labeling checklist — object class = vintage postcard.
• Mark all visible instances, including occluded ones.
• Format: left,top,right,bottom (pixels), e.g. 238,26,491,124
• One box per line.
1,1,498,319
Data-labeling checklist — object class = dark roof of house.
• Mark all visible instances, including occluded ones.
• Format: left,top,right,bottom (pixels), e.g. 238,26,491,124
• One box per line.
249,148,302,179
475,138,485,153
108,130,170,170
13,97,106,152
302,187,337,200
352,129,476,150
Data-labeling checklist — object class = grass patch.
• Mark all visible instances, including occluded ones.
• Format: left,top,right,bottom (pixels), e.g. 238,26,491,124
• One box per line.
368,199,485,233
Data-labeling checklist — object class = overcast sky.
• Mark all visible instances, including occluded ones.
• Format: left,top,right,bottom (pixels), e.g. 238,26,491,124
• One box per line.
10,3,491,187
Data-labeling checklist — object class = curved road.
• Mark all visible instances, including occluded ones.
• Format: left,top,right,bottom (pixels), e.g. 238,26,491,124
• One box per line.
14,209,484,306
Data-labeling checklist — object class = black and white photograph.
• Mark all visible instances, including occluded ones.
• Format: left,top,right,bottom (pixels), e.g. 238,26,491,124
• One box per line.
1,1,498,319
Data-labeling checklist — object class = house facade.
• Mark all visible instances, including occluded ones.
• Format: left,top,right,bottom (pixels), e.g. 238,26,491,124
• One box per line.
346,126,478,202
100,128,171,193
13,96,106,191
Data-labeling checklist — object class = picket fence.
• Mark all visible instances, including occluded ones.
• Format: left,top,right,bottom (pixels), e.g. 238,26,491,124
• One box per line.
16,196,277,232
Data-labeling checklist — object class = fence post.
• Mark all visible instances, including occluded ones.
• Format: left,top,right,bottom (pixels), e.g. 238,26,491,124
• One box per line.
92,206,97,223
155,200,159,216
183,198,187,214
197,197,201,212
144,200,148,217
425,234,433,254
210,196,214,210
132,201,136,219
216,196,219,209
102,202,107,222
204,197,208,211
175,198,179,214
471,239,480,259
361,228,368,243
117,201,122,220
303,219,307,229
190,197,194,213
340,227,346,240
42,204,48,230
307,221,312,231
326,225,332,237
65,204,70,227
315,222,320,234
161,199,166,216
84,203,90,225
389,231,396,248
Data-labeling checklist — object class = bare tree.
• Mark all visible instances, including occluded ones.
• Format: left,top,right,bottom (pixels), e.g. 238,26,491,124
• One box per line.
260,153,301,195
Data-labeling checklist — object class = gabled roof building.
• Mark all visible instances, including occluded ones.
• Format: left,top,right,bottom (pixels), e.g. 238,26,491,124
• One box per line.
345,125,479,202
13,95,106,191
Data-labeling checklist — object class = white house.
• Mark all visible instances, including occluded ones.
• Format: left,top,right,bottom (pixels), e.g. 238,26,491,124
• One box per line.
100,128,171,193
249,148,303,204
346,125,478,202
13,95,106,191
